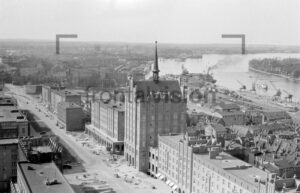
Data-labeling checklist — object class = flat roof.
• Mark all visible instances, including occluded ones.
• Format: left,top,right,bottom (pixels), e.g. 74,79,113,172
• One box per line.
57,101,81,109
32,146,52,153
18,162,75,193
0,138,18,145
0,107,27,122
194,151,269,188
52,89,80,97
96,100,125,111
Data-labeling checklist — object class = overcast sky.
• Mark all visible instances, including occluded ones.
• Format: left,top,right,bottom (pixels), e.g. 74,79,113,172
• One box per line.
0,0,300,45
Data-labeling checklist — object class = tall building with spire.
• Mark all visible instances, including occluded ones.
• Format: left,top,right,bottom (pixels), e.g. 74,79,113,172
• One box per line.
124,42,187,172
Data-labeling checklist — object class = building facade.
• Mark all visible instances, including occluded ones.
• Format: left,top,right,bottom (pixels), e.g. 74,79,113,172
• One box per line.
0,139,18,192
0,107,29,139
50,90,81,113
41,84,65,109
57,102,84,131
124,42,187,172
86,100,125,153
150,134,278,193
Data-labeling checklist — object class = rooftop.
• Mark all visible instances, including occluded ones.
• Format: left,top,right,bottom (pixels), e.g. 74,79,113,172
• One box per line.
0,96,17,106
0,107,27,122
159,134,183,150
194,151,269,189
0,138,18,145
215,110,244,117
134,80,181,95
58,101,82,109
18,162,75,193
262,110,291,120
95,100,125,111
52,89,80,97
215,102,240,111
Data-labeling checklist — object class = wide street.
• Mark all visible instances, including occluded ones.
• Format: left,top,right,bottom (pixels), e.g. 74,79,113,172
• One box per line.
5,84,172,193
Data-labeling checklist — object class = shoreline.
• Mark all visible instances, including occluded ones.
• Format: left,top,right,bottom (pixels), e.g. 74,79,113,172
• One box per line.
248,66,300,81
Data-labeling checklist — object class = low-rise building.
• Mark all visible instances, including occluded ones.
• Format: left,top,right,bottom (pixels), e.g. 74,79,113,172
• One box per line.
14,161,75,193
214,110,245,126
86,100,125,153
0,139,18,192
204,123,227,138
57,102,84,131
264,160,296,179
214,102,241,112
261,110,292,124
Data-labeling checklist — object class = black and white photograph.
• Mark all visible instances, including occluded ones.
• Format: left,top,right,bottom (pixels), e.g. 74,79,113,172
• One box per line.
1,0,300,193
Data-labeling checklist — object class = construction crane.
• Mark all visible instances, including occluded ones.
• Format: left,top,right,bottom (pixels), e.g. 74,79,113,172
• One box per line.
283,90,293,102
236,80,246,91
269,81,281,99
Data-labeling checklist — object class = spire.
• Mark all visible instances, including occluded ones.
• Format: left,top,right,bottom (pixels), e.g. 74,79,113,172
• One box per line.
153,41,160,83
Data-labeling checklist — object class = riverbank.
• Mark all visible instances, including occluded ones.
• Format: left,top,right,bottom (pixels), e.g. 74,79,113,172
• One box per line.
248,66,300,81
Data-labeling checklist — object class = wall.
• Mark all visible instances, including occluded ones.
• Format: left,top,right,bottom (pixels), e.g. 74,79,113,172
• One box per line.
0,143,18,192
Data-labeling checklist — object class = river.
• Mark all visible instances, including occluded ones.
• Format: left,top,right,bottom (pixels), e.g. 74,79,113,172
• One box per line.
154,53,300,102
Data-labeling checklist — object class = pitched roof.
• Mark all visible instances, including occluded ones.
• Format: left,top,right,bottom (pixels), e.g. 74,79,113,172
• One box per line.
215,102,240,111
262,110,291,121
231,125,252,137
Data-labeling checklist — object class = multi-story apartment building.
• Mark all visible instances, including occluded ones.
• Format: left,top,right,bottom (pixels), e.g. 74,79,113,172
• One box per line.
151,134,280,193
0,98,29,192
0,106,29,139
50,89,81,113
124,42,187,172
57,102,84,131
86,100,125,153
0,139,18,192
41,84,65,108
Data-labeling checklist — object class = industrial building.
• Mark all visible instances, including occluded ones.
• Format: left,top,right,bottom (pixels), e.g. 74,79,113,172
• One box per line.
0,139,18,192
86,100,125,153
149,133,293,193
57,102,84,131
124,42,187,172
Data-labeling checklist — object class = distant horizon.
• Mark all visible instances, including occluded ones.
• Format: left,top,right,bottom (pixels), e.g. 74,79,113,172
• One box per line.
1,38,300,47
1,0,300,46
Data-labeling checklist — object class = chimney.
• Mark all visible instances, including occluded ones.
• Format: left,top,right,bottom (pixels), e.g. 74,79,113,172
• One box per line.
152,41,160,84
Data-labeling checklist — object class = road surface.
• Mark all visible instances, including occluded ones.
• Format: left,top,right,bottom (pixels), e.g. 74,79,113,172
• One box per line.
6,84,172,193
